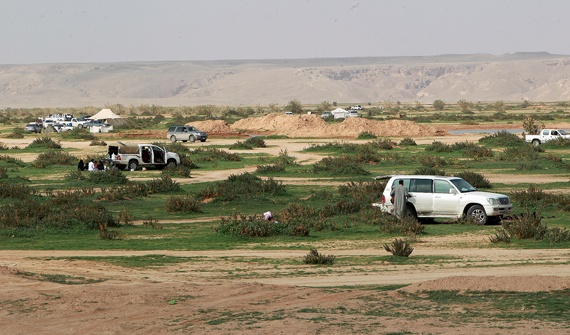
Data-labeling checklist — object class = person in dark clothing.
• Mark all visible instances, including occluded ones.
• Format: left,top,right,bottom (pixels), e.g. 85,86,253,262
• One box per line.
77,159,85,171
97,160,105,171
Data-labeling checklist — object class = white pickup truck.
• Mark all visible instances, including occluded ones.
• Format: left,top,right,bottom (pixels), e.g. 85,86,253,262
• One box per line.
525,129,570,146
107,142,180,171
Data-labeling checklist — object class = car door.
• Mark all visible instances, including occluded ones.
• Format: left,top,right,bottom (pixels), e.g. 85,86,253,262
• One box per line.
432,179,461,215
408,178,433,215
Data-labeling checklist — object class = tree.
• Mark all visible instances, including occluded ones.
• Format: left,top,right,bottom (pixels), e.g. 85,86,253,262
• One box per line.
457,99,471,112
317,101,332,112
432,100,446,111
493,100,506,112
285,100,303,114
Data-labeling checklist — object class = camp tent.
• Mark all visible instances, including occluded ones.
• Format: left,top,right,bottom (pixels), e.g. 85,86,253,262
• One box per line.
90,108,128,126
330,108,348,119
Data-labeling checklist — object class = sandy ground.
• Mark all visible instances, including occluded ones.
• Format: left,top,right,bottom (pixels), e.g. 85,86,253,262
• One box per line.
1,121,570,334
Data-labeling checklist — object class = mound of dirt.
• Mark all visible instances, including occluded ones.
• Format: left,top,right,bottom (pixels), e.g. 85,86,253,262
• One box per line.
187,120,238,134
400,275,570,293
224,113,447,138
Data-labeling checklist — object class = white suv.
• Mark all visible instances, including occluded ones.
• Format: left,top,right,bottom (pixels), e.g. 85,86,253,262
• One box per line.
373,175,513,224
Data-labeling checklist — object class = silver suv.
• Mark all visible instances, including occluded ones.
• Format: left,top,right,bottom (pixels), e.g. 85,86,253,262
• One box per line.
373,175,513,224
167,126,208,143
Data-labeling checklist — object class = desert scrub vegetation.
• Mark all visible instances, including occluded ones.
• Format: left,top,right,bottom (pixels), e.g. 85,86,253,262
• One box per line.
214,212,309,238
229,136,266,150
65,168,129,184
26,137,62,149
383,238,414,257
489,210,570,244
32,151,77,168
399,137,417,146
454,171,491,188
97,175,180,201
197,172,286,202
189,147,241,162
61,128,96,141
165,195,202,213
356,131,377,139
303,249,336,265
478,130,525,147
312,156,370,176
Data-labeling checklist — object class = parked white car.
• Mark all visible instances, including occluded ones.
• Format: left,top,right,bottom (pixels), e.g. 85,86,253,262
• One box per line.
373,175,513,224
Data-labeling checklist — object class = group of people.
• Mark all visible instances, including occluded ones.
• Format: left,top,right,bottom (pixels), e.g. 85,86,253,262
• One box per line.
77,159,106,172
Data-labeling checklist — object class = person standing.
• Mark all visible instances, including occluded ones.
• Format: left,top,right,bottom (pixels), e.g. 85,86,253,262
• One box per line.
77,159,85,171
390,179,411,219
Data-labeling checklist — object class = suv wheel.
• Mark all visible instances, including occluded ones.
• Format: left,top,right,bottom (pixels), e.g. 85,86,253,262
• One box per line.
128,160,139,171
189,135,196,143
404,204,417,220
170,135,177,143
467,205,487,224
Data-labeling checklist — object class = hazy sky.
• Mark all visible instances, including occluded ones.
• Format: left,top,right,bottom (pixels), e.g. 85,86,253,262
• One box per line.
1,0,569,65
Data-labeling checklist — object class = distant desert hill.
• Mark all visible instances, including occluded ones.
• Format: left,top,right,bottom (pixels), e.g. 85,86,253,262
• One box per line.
1,52,569,108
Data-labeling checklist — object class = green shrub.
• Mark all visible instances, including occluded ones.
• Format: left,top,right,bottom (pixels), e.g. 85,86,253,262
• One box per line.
273,149,298,166
190,147,241,162
383,238,414,257
229,136,266,150
454,171,491,188
0,182,35,199
89,139,107,146
488,229,511,243
256,164,286,174
425,141,452,152
370,139,393,150
313,156,370,176
399,137,417,146
27,137,61,149
166,195,202,213
416,155,450,167
500,145,541,162
32,151,77,168
501,211,547,240
509,186,555,210
161,164,192,178
61,128,96,140
541,137,570,148
542,227,570,243
303,249,336,265
464,146,494,159
356,131,377,139
479,131,525,147
198,172,286,201
86,168,129,184
414,166,446,176
215,212,309,238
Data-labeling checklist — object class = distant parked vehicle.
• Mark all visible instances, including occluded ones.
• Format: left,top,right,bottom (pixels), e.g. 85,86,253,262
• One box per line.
167,125,208,143
350,105,363,110
24,123,41,133
108,142,180,171
321,112,332,119
348,111,359,117
525,129,570,146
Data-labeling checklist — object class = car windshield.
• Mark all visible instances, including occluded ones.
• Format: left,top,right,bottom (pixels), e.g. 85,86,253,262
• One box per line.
450,178,477,192
559,130,568,135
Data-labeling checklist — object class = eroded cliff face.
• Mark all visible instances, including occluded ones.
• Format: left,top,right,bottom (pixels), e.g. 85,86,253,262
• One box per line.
1,53,568,108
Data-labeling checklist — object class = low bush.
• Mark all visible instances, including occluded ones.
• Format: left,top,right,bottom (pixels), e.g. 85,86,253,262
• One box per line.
61,128,96,141
541,137,570,148
32,151,76,167
454,171,491,188
399,137,417,146
464,146,494,159
425,141,452,152
479,131,525,147
356,131,377,139
273,149,298,167
229,136,266,150
215,212,309,237
197,172,286,201
542,227,570,243
312,156,370,176
0,182,35,199
190,147,241,162
256,164,285,174
303,249,336,265
166,195,202,213
416,155,451,167
89,139,107,146
383,238,414,257
27,137,62,149
501,211,547,240
414,166,446,176
162,164,192,178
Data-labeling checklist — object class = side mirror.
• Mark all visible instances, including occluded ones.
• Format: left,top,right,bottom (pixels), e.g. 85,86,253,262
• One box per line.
449,189,458,194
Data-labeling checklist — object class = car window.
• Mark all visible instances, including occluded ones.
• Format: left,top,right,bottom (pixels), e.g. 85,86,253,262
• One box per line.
434,180,454,194
542,129,549,135
409,179,432,193
390,178,410,190
450,178,476,192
